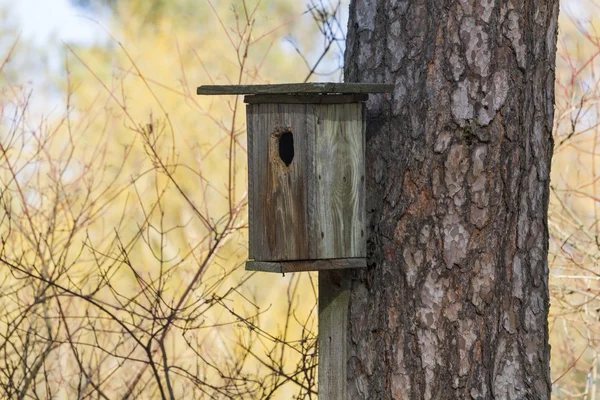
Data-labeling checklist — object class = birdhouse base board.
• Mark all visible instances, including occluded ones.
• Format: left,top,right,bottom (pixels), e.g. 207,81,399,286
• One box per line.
245,258,366,273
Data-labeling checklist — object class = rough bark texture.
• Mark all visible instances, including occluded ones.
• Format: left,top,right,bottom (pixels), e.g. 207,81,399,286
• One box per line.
343,1,558,399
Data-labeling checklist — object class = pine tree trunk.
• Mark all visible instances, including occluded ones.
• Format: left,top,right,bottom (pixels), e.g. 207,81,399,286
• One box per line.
342,1,559,398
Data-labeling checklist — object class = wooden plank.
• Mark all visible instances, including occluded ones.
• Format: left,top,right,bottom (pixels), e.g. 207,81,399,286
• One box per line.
197,82,394,95
247,107,254,259
244,94,368,104
245,258,366,273
312,103,366,259
318,270,351,400
247,104,313,261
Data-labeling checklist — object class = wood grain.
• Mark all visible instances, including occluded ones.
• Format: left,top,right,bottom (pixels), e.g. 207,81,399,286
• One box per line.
247,102,366,263
198,82,394,95
312,103,366,259
247,104,312,261
245,258,366,273
318,270,351,400
244,94,368,104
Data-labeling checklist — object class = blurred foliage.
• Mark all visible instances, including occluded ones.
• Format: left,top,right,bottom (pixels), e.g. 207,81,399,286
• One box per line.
550,1,600,398
0,0,346,397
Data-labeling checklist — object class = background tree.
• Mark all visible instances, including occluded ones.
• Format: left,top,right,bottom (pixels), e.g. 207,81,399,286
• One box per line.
342,1,558,398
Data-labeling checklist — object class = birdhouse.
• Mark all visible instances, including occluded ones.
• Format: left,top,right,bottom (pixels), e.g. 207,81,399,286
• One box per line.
197,83,394,273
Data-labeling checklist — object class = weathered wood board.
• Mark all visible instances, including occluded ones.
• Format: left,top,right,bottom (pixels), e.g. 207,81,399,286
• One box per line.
247,104,312,261
318,270,351,400
197,82,394,95
314,103,366,259
246,103,366,263
246,258,366,273
244,94,368,104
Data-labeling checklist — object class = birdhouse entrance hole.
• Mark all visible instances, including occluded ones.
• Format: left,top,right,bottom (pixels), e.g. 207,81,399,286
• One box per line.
278,130,294,167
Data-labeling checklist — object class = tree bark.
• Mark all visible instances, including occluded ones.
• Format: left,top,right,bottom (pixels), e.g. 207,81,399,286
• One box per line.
342,1,558,399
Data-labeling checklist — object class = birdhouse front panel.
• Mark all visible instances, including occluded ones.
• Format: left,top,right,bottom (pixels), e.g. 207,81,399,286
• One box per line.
246,102,366,263
313,104,365,260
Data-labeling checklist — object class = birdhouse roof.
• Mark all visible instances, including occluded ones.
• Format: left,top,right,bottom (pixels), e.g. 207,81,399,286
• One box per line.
196,82,394,96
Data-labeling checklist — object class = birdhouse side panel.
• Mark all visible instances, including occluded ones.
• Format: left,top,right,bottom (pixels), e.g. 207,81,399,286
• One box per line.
312,103,366,259
247,103,314,261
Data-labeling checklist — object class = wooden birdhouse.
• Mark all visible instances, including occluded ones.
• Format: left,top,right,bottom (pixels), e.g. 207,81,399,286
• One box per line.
197,83,394,273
